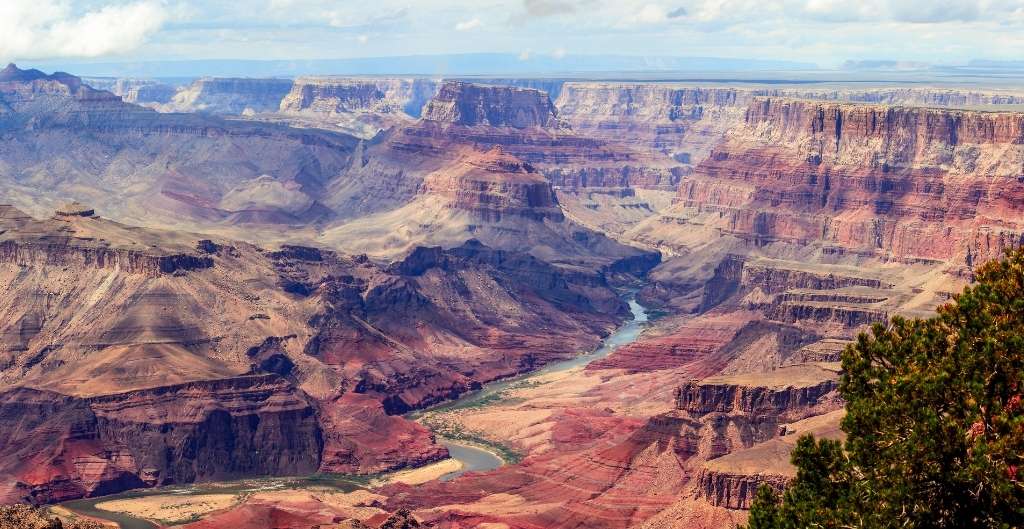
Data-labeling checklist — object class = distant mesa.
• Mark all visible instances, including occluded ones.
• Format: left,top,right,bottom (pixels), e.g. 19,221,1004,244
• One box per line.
55,201,95,218
422,80,564,129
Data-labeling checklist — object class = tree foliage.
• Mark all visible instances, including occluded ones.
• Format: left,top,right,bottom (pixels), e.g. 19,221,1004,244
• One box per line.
747,248,1024,528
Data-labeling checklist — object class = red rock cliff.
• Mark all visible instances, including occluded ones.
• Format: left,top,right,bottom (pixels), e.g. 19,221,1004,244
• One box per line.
678,98,1024,266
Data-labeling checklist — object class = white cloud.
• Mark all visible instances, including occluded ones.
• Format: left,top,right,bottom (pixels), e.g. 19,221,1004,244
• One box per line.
455,17,482,31
551,47,567,59
12,0,1024,70
522,0,578,18
633,4,668,24
0,0,169,61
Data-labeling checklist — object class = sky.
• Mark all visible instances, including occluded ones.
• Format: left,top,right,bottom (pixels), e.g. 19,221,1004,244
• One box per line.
3,0,1024,69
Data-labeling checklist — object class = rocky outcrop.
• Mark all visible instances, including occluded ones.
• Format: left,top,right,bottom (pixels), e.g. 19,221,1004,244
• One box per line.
737,259,892,293
694,467,788,510
423,81,563,129
545,165,688,190
675,368,839,422
420,147,563,221
272,77,438,138
0,375,321,504
110,79,178,105
0,64,124,121
83,77,179,106
0,239,212,277
689,409,847,510
765,301,886,328
0,205,213,277
699,255,892,315
556,84,747,144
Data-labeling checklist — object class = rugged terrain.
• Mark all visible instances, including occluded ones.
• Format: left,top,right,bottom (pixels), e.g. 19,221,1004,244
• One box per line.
1,62,1022,529
0,201,639,504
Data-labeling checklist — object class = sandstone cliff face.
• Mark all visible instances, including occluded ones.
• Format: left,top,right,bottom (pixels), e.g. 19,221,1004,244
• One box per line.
556,84,747,145
423,81,563,129
694,466,789,510
698,254,896,330
675,98,1024,266
272,77,437,139
420,147,563,222
280,77,437,117
0,376,321,504
554,83,749,176
0,240,211,276
83,77,178,105
162,77,294,114
675,370,839,422
688,409,846,511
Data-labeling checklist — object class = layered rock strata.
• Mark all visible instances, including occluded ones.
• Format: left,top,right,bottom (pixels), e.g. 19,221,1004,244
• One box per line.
423,81,565,129
0,64,359,232
0,205,634,503
280,77,438,118
1,375,321,504
677,98,1024,267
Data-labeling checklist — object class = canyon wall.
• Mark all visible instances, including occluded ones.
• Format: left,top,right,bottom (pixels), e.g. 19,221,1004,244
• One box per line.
162,77,295,114
556,83,748,152
0,376,322,504
674,97,1024,267
0,64,362,231
280,77,438,118
753,87,1024,108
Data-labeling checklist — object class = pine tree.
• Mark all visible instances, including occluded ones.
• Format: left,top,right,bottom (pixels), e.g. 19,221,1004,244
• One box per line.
746,248,1024,528
746,486,781,529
